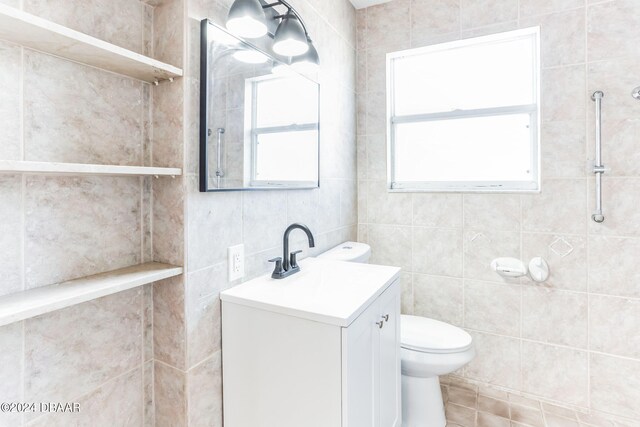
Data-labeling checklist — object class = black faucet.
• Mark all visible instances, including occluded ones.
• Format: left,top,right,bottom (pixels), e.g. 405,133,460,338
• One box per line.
269,223,315,279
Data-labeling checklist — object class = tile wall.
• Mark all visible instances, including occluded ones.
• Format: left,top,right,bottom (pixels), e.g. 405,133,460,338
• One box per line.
0,0,183,426
356,0,640,424
150,0,359,425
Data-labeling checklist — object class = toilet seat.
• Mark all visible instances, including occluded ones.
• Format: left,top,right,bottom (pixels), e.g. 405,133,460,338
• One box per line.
401,315,473,354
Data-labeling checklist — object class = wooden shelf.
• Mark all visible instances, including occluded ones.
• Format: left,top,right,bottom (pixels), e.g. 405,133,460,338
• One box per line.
0,262,183,326
0,4,182,83
0,160,182,177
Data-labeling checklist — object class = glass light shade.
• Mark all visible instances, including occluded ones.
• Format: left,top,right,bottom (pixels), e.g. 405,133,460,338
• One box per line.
273,16,309,56
233,49,269,64
226,0,268,38
291,41,319,73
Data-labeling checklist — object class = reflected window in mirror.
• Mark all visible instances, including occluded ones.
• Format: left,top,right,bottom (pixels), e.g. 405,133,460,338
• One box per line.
246,74,319,186
199,20,320,192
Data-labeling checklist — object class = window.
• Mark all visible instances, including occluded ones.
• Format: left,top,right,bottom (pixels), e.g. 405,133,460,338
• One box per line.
387,27,540,192
245,74,319,186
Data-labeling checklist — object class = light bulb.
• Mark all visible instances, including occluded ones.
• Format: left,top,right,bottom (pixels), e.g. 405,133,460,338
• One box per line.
291,41,319,73
233,49,269,64
226,16,268,38
273,15,309,57
226,0,268,39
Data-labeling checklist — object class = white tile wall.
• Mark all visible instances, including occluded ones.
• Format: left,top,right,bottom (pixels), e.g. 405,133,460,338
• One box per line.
180,0,358,424
357,0,640,422
0,2,179,426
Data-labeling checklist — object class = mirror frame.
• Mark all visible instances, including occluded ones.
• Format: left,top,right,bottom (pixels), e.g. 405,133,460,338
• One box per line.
199,19,321,193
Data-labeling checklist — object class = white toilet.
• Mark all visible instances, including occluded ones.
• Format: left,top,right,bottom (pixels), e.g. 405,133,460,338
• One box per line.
400,315,475,426
320,242,476,427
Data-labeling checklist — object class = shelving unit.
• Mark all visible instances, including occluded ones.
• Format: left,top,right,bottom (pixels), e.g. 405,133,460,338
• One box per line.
0,160,182,177
0,6,185,326
0,4,182,83
0,262,183,326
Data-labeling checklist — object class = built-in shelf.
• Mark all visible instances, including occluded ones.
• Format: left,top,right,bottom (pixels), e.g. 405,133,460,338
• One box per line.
0,160,182,177
0,262,183,326
0,4,183,83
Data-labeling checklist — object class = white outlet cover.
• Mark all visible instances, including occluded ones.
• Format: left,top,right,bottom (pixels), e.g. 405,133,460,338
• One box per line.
228,244,245,281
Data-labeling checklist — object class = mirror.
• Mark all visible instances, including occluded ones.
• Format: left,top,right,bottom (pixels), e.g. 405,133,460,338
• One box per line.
199,20,320,192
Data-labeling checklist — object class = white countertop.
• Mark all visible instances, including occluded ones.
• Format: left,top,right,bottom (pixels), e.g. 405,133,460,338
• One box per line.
220,258,401,327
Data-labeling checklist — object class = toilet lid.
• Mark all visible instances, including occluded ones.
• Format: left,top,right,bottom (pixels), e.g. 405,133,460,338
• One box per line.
401,315,473,354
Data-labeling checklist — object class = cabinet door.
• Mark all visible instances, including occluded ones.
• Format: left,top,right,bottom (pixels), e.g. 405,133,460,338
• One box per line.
377,281,401,427
342,299,379,427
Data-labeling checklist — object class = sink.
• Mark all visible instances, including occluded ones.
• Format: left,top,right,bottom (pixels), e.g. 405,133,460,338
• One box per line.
220,257,400,327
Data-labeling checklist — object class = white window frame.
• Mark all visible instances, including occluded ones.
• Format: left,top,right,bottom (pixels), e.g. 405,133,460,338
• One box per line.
243,74,319,188
386,27,541,193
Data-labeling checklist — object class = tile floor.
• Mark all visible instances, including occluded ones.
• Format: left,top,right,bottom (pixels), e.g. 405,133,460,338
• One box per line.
441,378,637,427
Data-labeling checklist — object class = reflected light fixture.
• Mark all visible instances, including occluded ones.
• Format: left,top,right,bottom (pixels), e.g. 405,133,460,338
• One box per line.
233,49,269,64
226,0,268,39
273,14,309,56
225,0,320,67
270,52,293,75
291,39,319,73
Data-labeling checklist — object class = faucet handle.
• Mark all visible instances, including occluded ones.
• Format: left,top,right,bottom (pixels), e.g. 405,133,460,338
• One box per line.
289,250,303,269
268,257,284,279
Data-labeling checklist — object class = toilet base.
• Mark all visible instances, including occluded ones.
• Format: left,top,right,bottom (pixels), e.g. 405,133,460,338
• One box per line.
401,374,446,427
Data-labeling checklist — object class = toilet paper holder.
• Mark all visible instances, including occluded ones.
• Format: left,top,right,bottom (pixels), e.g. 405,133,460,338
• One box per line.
491,257,550,282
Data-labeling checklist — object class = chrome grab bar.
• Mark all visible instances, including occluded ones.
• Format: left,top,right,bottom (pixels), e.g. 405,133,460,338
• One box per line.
215,128,225,178
209,127,225,188
591,91,605,223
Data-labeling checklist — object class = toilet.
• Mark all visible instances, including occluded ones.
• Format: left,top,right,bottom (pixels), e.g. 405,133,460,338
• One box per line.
400,315,475,426
320,242,476,427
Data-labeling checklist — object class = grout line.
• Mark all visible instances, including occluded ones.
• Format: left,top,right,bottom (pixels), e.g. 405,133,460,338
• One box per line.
19,46,24,162
583,1,592,414
519,180,524,392
461,194,466,341
149,285,155,425
140,284,146,426
154,357,188,373
451,372,638,426
19,41,26,427
140,177,144,263
465,324,640,362
25,364,142,426
20,320,25,427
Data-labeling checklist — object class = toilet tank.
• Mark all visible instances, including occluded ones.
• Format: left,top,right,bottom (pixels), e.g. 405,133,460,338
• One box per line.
318,241,371,263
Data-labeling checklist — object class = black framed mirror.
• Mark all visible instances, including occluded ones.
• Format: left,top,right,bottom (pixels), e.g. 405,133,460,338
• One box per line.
199,19,320,192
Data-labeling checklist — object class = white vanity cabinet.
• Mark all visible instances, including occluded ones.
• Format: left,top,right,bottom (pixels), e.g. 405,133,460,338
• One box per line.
343,281,401,427
220,258,401,427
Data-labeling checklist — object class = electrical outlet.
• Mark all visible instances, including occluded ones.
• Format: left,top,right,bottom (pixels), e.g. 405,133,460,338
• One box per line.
228,244,245,281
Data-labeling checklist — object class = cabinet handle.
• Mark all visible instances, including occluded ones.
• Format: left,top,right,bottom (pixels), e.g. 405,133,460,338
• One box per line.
382,314,389,322
376,320,384,329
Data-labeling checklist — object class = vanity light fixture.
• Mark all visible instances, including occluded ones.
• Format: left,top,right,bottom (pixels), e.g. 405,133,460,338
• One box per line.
226,0,320,67
273,14,308,56
291,39,320,73
226,0,268,38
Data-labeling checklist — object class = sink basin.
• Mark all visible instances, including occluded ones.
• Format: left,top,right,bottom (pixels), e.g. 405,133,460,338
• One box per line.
220,257,400,326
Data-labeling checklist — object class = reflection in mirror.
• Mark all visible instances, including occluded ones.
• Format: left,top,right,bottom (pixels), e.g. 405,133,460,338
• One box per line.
200,20,320,192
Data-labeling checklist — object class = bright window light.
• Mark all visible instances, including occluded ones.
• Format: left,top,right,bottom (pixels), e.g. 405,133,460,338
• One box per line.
255,76,318,128
387,27,541,192
245,74,319,186
255,131,318,182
